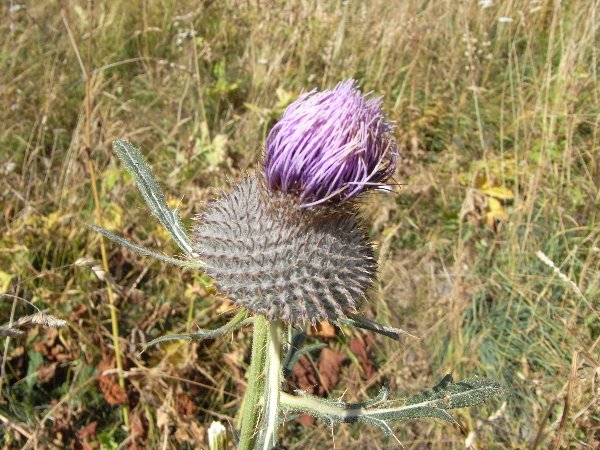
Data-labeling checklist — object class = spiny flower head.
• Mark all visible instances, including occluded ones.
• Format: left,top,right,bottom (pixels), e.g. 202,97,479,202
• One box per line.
193,177,376,324
264,79,398,207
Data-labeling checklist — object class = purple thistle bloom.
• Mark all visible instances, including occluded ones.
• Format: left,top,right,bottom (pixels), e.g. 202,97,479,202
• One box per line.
264,79,398,206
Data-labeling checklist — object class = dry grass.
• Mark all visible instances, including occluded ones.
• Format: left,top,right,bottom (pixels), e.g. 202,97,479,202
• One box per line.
1,0,598,448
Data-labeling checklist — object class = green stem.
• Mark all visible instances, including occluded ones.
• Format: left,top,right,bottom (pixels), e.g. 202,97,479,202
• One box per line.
238,316,268,450
238,318,284,450
257,320,283,449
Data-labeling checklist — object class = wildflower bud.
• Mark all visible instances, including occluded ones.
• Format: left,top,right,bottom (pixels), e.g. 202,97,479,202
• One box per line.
207,421,228,450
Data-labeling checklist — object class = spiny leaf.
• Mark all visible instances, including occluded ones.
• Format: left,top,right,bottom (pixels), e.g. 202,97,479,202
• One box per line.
339,313,419,341
280,375,505,435
112,140,195,256
91,225,203,269
141,310,252,354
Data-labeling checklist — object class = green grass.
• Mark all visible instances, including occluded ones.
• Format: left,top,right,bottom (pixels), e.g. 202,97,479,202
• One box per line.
1,0,598,448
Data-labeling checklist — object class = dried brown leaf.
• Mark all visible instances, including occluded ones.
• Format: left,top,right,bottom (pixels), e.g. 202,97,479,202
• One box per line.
308,320,336,339
291,356,319,395
349,335,375,379
98,355,127,405
176,393,198,417
37,362,59,384
317,348,347,392
72,421,97,450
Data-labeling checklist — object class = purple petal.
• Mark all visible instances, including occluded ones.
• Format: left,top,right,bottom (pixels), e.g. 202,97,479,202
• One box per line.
264,79,398,206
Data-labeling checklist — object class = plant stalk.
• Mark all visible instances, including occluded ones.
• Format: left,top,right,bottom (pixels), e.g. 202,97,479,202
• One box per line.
238,316,268,450
238,317,283,450
258,320,283,449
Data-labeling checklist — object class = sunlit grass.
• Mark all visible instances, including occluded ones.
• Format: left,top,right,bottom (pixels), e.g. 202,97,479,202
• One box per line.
1,0,598,448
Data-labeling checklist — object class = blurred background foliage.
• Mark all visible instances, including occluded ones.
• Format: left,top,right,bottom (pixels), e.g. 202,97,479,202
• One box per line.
0,0,598,448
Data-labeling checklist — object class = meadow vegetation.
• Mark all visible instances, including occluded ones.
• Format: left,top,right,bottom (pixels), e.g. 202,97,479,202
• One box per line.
1,0,598,448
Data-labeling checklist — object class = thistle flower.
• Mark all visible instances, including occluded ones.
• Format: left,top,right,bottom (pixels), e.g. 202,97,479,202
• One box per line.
264,79,398,207
192,80,398,324
99,80,399,325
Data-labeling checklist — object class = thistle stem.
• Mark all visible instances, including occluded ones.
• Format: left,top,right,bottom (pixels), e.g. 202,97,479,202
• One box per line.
238,317,283,450
258,320,283,449
238,316,268,450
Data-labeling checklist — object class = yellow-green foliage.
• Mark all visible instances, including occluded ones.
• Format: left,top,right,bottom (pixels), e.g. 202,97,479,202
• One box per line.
1,1,598,448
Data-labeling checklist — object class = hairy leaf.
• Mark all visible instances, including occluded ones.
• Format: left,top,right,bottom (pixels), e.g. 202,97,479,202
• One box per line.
91,225,202,269
141,310,252,353
112,140,195,256
281,374,505,435
339,313,418,341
